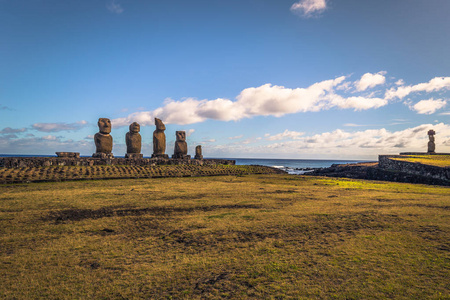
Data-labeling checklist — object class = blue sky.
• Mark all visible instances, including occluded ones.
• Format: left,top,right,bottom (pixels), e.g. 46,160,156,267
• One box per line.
1,0,449,159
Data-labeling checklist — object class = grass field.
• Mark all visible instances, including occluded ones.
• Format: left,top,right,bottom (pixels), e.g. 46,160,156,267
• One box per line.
1,175,449,299
392,155,450,168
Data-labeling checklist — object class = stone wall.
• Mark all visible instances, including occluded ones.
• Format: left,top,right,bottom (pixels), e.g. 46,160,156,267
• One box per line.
378,155,450,182
0,157,235,168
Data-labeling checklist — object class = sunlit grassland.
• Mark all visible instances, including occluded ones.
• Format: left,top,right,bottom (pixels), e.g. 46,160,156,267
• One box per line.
1,175,449,299
392,155,450,168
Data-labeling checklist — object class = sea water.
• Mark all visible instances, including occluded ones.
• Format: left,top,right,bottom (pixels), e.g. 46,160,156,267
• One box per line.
233,158,373,175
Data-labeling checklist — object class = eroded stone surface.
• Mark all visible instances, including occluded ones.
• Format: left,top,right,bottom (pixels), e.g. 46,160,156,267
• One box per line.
173,131,190,159
152,118,168,158
428,129,436,153
126,122,142,156
195,145,203,160
56,152,80,158
93,118,113,158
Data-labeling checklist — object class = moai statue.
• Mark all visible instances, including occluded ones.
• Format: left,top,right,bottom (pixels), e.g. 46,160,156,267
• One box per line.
125,122,143,159
152,118,169,159
172,131,190,159
194,145,203,160
427,129,436,153
93,118,114,158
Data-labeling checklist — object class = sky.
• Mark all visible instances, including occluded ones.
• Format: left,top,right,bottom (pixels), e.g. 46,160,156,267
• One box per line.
1,0,449,160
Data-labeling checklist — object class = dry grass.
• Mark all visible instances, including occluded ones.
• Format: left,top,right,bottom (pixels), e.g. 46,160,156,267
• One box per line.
0,175,449,299
392,155,450,168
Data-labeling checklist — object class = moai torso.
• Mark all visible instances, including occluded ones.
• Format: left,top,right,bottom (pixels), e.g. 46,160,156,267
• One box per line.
94,118,113,154
195,145,203,159
173,131,188,158
153,118,166,155
126,122,142,154
427,129,436,153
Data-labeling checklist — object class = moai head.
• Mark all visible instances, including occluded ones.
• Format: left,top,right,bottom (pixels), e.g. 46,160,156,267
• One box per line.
155,118,166,131
98,118,111,134
129,122,140,134
176,131,186,142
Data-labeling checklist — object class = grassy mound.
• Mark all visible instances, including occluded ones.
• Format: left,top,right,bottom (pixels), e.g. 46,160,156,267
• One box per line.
1,175,449,299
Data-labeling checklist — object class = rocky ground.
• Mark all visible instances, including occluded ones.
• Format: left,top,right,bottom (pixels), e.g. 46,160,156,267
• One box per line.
309,162,450,186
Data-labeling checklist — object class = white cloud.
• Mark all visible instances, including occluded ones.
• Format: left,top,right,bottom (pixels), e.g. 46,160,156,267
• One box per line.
205,123,450,159
265,130,304,141
186,129,195,137
439,111,450,116
228,135,244,140
411,98,447,115
355,72,386,91
291,0,327,17
32,121,89,132
343,123,368,127
107,0,123,14
330,95,388,110
395,79,405,86
113,75,391,127
385,76,450,100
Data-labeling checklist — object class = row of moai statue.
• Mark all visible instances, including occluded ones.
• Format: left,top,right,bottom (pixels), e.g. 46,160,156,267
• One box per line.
93,118,203,159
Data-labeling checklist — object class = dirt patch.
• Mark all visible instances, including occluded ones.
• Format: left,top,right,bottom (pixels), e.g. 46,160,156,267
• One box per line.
44,204,262,223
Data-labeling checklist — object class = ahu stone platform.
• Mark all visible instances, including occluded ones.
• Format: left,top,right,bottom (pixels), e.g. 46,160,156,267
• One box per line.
0,156,235,169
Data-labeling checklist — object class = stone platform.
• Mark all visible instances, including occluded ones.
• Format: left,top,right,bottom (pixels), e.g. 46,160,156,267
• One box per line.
0,156,235,168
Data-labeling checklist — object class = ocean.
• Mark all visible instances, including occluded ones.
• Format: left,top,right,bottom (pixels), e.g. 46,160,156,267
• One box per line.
233,158,373,174
0,155,372,175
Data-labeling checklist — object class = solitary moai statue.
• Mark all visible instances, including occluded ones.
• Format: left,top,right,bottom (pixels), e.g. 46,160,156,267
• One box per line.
194,145,203,160
427,129,436,153
172,131,190,159
152,118,169,159
93,118,114,158
125,122,143,159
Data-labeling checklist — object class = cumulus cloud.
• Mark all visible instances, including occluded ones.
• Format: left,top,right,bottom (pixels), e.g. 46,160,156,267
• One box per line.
32,120,88,132
107,0,123,14
0,127,27,134
112,73,450,126
411,98,447,115
113,75,391,126
355,72,386,91
291,0,327,17
205,123,450,159
265,130,304,141
385,76,450,100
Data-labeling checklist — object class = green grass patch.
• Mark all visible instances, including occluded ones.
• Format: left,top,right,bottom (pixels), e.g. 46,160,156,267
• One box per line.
0,175,449,299
392,155,450,167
